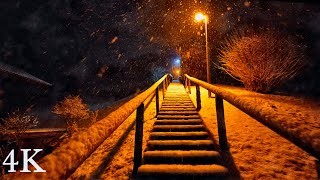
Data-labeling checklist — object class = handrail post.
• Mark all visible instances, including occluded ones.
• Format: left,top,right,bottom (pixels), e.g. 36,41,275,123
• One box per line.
132,103,144,176
196,85,201,111
184,76,188,91
156,87,159,116
215,96,229,151
166,76,169,88
162,81,165,99
188,79,191,94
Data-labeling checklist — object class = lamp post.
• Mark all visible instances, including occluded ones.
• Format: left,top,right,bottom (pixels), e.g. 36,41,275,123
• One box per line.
195,13,212,97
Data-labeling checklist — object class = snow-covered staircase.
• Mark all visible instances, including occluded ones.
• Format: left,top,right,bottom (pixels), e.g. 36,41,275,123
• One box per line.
137,82,229,179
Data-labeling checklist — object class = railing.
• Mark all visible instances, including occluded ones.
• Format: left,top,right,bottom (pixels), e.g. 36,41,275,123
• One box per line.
5,74,171,180
132,74,172,175
184,75,228,151
184,74,320,160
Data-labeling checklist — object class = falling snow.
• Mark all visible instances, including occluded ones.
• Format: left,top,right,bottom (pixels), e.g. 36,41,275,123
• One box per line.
189,86,318,179
0,0,320,179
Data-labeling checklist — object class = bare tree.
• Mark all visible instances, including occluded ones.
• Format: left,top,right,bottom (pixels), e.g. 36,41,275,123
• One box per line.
52,95,90,135
0,109,38,174
218,29,306,93
0,109,38,147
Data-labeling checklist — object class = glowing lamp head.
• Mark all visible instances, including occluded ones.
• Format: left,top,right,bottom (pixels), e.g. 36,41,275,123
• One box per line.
195,13,206,22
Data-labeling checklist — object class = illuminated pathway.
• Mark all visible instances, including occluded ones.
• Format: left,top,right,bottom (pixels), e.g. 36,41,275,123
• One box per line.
136,82,229,179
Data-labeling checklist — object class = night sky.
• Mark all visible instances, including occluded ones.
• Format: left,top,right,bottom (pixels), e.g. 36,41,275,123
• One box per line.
0,0,320,115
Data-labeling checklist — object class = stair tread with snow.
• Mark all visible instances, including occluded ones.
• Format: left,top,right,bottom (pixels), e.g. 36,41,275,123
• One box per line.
152,125,205,132
150,132,209,140
157,115,200,119
154,119,202,125
147,140,215,150
143,150,222,164
160,107,196,111
137,164,228,178
158,111,198,115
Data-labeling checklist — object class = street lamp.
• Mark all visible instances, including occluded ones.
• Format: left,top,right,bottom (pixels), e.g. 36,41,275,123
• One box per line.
195,12,212,97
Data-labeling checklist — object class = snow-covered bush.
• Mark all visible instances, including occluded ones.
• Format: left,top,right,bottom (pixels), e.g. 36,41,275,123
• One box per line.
52,95,90,134
218,30,305,93
0,109,38,145
0,109,38,174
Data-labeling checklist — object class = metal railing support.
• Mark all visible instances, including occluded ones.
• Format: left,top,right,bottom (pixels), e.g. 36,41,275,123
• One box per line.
166,76,169,88
162,81,165,99
132,103,144,176
215,96,229,151
156,87,159,116
188,79,191,94
196,85,201,111
184,76,188,91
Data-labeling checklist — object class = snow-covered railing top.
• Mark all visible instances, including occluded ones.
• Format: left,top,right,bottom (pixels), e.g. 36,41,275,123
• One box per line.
184,74,319,160
5,74,169,180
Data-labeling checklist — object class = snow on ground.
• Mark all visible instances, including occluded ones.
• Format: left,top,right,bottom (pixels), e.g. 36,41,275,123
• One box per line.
218,85,320,151
188,85,318,180
68,83,318,180
69,92,163,180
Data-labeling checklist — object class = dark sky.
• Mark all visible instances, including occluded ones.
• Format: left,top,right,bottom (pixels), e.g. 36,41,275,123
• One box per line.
1,0,320,72
0,0,319,115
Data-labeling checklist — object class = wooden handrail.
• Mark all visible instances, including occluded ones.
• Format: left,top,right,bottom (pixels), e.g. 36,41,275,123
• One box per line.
132,74,170,175
184,74,320,160
6,74,169,180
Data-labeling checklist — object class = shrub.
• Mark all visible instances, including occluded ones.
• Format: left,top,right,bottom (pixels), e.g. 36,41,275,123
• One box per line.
0,109,38,146
89,110,98,125
52,95,90,135
218,29,305,93
0,109,38,174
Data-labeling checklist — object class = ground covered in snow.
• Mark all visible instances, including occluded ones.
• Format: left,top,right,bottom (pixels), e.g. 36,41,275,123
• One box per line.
69,92,163,180
68,84,318,180
188,85,318,179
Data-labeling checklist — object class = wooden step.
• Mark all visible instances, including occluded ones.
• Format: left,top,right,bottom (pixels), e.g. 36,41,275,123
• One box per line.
164,97,190,99
160,107,195,110
167,94,188,97
165,95,188,96
164,98,190,100
156,118,201,121
150,132,209,140
158,111,198,115
137,164,228,178
161,105,194,108
147,140,214,150
153,125,205,132
157,115,200,119
164,101,191,102
162,102,193,105
163,98,191,99
161,105,194,107
162,101,192,102
154,120,202,125
160,108,196,111
143,150,222,164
